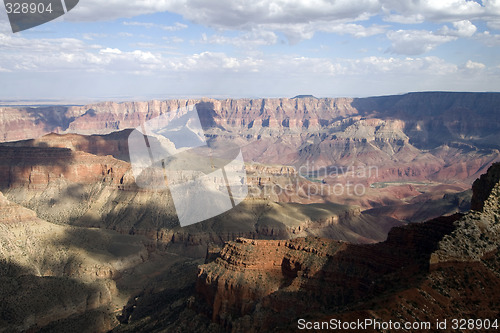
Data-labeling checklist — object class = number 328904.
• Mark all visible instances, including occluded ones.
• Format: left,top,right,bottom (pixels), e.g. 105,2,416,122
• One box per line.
5,2,54,14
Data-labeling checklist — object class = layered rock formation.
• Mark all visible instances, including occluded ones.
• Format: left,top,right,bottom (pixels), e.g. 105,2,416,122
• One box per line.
0,105,69,142
184,163,500,332
1,93,499,186
0,131,411,249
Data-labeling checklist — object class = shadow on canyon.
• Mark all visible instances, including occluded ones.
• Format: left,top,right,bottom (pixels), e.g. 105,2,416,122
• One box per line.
0,146,75,190
197,214,463,332
0,258,112,332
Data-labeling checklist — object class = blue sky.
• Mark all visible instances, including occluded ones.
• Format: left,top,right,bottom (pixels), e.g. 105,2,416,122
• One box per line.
0,0,499,101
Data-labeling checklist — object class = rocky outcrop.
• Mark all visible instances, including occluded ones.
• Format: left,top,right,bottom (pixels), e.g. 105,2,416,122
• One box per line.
191,163,500,331
471,162,500,211
196,216,459,329
431,163,500,263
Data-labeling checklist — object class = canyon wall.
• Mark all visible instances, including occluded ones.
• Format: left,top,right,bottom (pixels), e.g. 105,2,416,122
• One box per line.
1,93,499,186
192,163,500,331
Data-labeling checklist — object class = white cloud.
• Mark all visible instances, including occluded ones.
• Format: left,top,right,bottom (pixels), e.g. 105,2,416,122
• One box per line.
344,55,458,75
67,0,381,24
438,20,477,37
160,0,382,29
0,32,91,53
476,31,500,46
48,0,500,48
387,29,457,55
387,20,477,55
487,19,500,30
65,0,500,30
0,30,463,79
65,1,174,21
381,0,485,22
0,0,497,100
325,23,388,37
381,0,500,35
99,48,122,55
0,33,164,73
0,21,12,33
463,60,486,70
66,0,384,43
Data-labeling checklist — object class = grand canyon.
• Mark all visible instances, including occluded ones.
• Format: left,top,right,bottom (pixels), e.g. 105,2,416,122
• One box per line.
1,92,499,332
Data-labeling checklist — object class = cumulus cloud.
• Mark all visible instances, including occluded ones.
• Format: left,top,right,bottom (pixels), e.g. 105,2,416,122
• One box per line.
438,20,477,37
381,0,485,22
0,30,463,78
0,33,163,73
381,0,500,37
387,29,457,55
67,0,385,43
160,51,262,72
387,20,477,55
65,1,173,21
0,32,91,53
57,0,500,46
66,0,500,27
67,0,381,25
327,23,388,37
99,48,122,55
476,31,500,46
0,31,264,75
463,60,486,70
65,0,500,30
344,55,458,75
1,28,495,99
0,21,12,33
487,20,500,30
